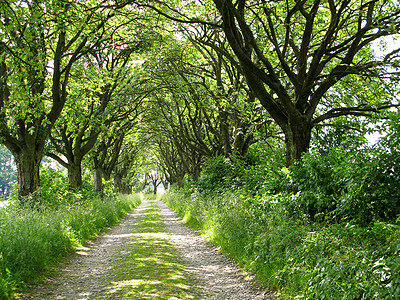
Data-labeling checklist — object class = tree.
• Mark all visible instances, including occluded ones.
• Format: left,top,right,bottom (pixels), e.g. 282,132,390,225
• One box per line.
209,0,400,165
90,113,143,192
0,0,115,201
130,0,400,165
145,171,163,194
46,60,102,189
47,24,149,189
113,131,145,194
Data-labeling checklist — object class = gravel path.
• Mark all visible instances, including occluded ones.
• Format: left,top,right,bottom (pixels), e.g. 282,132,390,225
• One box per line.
18,200,271,299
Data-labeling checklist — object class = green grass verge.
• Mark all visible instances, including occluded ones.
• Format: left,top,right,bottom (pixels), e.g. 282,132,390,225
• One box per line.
0,193,141,299
163,190,400,299
105,200,198,299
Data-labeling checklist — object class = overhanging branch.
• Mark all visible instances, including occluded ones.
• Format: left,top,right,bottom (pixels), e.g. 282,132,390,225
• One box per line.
312,103,399,125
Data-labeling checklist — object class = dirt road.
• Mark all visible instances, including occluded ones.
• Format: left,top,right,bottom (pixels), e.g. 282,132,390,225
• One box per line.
18,200,269,299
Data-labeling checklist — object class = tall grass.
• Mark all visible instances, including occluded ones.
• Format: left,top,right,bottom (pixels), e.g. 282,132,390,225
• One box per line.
163,190,400,299
0,193,141,299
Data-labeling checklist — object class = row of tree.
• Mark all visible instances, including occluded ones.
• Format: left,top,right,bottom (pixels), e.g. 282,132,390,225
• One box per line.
0,1,159,200
0,0,399,203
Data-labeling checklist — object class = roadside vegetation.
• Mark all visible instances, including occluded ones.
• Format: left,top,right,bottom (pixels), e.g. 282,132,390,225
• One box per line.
0,169,141,298
163,116,400,299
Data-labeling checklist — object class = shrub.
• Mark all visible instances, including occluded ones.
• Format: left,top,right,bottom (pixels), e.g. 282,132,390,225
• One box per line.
196,155,233,194
195,143,285,197
279,145,400,225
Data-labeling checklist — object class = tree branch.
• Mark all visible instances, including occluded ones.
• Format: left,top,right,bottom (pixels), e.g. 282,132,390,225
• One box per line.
312,103,399,125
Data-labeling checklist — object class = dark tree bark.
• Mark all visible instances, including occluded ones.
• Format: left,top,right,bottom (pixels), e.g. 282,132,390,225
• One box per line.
94,168,103,192
12,144,42,201
68,164,83,190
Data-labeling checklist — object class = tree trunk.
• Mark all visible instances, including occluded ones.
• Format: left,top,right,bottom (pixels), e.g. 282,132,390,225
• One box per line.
13,146,42,202
161,178,169,191
192,164,201,182
68,163,82,189
114,176,122,193
121,184,132,195
93,168,103,192
114,176,132,194
219,110,231,157
283,118,312,166
153,182,157,195
171,176,184,189
177,176,184,189
233,130,253,157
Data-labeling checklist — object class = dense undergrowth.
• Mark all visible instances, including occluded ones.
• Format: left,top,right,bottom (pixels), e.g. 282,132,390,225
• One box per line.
0,168,141,299
163,118,400,299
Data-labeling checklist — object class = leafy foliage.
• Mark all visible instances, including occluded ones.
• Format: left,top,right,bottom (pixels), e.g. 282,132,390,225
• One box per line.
195,141,285,195
279,117,400,225
0,168,141,297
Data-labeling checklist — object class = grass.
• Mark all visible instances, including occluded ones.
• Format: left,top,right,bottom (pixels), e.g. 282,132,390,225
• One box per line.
0,193,141,299
105,200,199,299
163,189,400,299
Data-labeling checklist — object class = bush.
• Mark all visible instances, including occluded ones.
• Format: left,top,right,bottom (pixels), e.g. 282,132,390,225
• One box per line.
195,143,285,197
279,145,400,225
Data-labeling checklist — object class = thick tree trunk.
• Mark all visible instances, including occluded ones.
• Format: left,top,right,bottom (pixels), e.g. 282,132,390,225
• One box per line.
68,163,83,189
171,176,184,189
114,176,132,194
233,131,253,157
220,110,231,157
13,146,42,202
93,168,103,192
190,162,201,182
283,119,312,166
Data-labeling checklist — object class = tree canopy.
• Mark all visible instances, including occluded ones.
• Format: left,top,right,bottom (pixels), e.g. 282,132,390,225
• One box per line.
0,0,399,201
